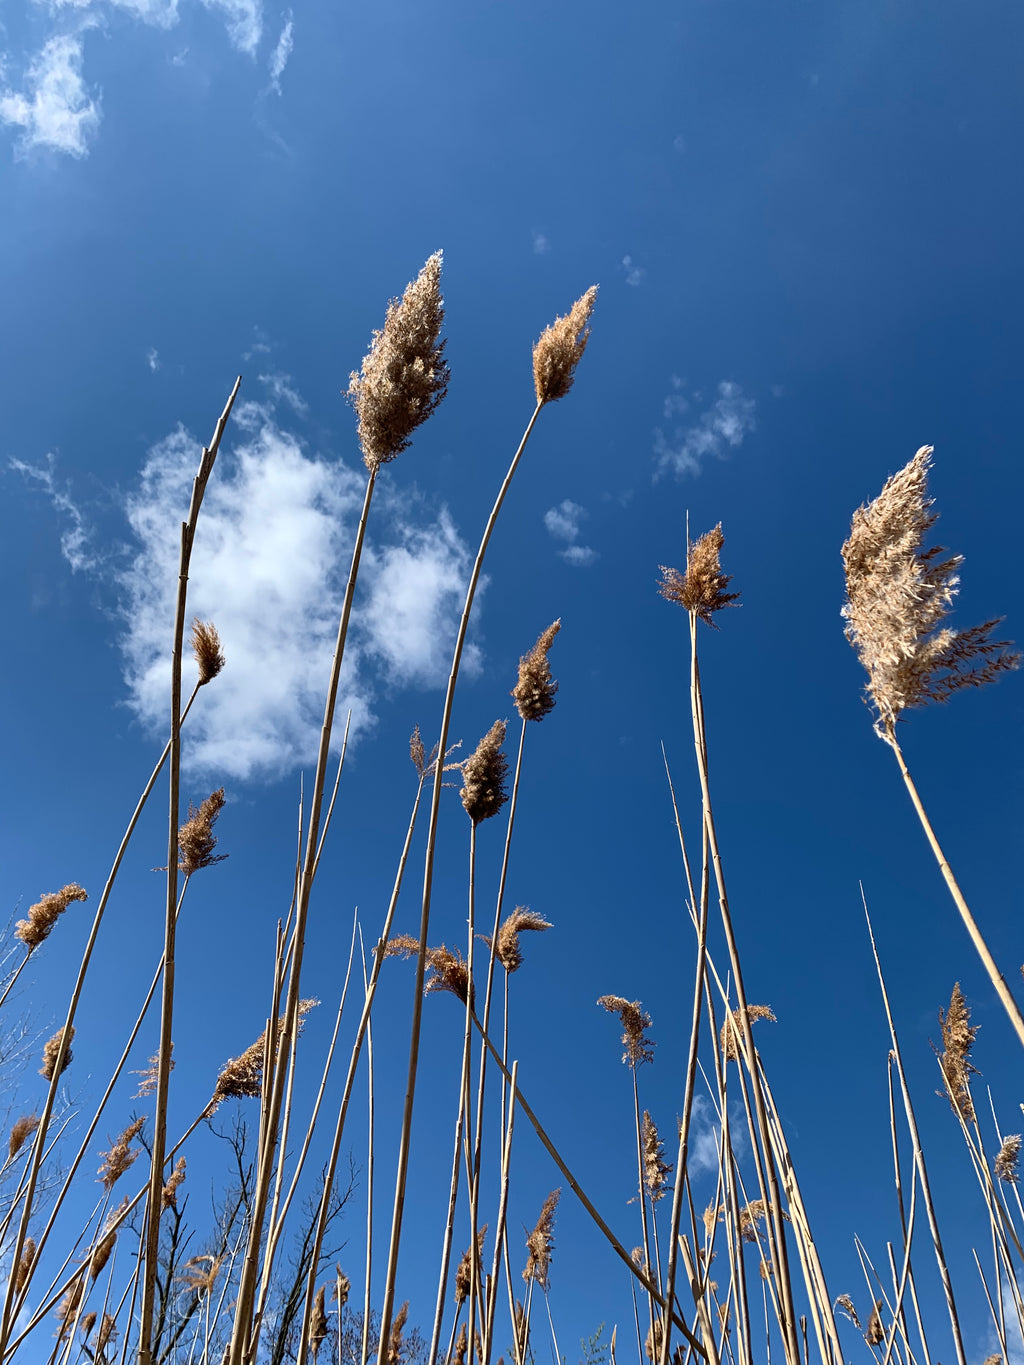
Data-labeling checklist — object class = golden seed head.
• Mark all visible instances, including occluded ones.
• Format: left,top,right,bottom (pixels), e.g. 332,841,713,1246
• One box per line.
54,1279,84,1339
532,287,598,405
720,1004,776,1062
523,1188,560,1290
454,1225,487,1305
40,1025,75,1081
644,1320,664,1363
348,252,449,472
180,1254,222,1295
598,995,655,1067
15,883,88,953
483,906,552,974
453,1323,468,1365
81,1312,97,1340
133,1048,171,1099
332,1266,351,1305
460,720,509,824
511,620,561,722
209,1000,316,1110
310,1285,328,1362
833,1294,861,1329
162,1156,187,1209
178,788,228,876
423,943,474,1008
191,618,225,685
865,1301,885,1347
842,447,1020,742
937,982,979,1120
15,1237,36,1294
410,725,426,776
641,1111,673,1203
89,1227,117,1280
96,1314,117,1353
388,1301,410,1365
97,1117,145,1190
8,1113,40,1161
659,524,740,630
996,1134,1022,1184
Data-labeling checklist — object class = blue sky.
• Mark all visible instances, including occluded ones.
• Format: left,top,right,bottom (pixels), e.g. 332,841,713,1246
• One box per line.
2,0,1023,1355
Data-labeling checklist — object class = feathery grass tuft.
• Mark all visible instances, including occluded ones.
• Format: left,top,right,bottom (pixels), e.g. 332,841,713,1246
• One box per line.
533,288,598,405
15,883,88,953
598,995,655,1067
511,620,561,722
658,524,740,629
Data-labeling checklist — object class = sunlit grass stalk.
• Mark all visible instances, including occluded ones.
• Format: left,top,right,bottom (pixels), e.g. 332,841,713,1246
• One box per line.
864,898,967,1365
885,1058,932,1365
139,378,240,1365
482,1060,517,1365
428,1022,472,1365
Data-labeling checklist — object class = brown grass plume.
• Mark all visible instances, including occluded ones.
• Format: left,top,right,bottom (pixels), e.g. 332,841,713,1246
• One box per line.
511,620,561,722
15,883,88,953
598,995,655,1068
659,524,740,629
533,287,598,405
460,720,509,824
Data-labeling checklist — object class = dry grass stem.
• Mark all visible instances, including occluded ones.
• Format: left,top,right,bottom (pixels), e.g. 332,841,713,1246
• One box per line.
162,1156,186,1209
598,996,656,1068
532,287,598,405
658,525,740,629
460,720,509,824
481,907,552,974
842,446,1020,741
177,788,228,875
15,883,88,953
937,983,979,1119
348,252,449,471
39,1026,74,1080
720,1005,776,1063
641,1112,672,1203
996,1135,1022,1184
191,619,225,685
524,1189,560,1290
8,1114,39,1161
511,621,561,722
97,1118,145,1190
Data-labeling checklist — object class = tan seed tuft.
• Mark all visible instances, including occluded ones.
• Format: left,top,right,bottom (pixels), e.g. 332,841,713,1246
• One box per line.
8,1113,40,1161
40,1025,75,1081
659,524,741,630
833,1294,861,1329
309,1285,328,1362
97,1117,145,1190
14,1237,36,1294
511,620,561,722
178,788,228,876
532,288,598,405
996,1135,1022,1184
54,1278,84,1339
937,983,979,1120
16,883,88,953
721,1005,776,1063
81,1311,97,1340
388,1301,410,1365
460,720,509,824
482,906,552,974
865,1300,884,1347
641,1111,673,1203
523,1188,560,1290
162,1156,187,1209
454,1224,487,1305
598,995,655,1068
332,1266,350,1305
191,619,225,685
89,1227,117,1280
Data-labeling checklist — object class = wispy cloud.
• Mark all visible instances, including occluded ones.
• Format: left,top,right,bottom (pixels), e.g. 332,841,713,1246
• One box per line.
543,498,599,567
147,347,161,372
531,230,550,256
654,379,757,479
0,34,101,158
267,11,292,92
200,0,262,54
117,413,478,780
108,0,181,27
258,372,307,415
621,254,645,287
9,454,95,571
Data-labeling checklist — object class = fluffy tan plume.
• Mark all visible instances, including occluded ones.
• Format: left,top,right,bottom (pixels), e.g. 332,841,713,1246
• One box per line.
659,524,741,629
533,288,598,405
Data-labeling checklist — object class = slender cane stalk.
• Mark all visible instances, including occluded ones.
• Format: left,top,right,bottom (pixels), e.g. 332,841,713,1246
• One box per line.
427,1019,471,1365
362,938,376,1365
482,1060,518,1365
376,402,544,1350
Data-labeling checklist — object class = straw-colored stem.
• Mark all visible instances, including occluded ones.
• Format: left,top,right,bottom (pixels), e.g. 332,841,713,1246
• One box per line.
377,403,544,1351
231,463,379,1365
0,952,32,1013
296,768,428,1365
631,1066,656,1337
482,1061,518,1365
428,1016,472,1365
889,735,1024,1050
688,612,800,1365
864,898,967,1365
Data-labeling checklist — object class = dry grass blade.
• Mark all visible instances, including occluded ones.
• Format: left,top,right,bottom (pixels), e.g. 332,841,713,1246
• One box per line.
658,525,740,629
348,252,449,471
598,996,655,1067
532,287,598,404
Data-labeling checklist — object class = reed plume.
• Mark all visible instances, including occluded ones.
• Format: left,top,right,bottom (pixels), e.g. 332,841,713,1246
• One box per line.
177,788,228,875
210,1000,316,1108
96,1314,116,1354
995,1134,1021,1183
482,907,552,974
191,618,225,685
162,1155,186,1208
936,983,979,1119
388,1301,410,1365
332,1267,350,1306
532,287,598,405
15,883,88,953
842,446,1019,742
597,996,655,1067
347,252,449,471
180,1255,222,1294
454,1225,487,1305
511,620,561,722
460,720,509,824
641,1111,672,1203
14,1238,35,1295
39,1025,74,1080
524,1188,560,1290
309,1286,328,1362
833,1294,861,1329
8,1114,39,1160
865,1301,884,1346
81,1312,97,1340
133,1049,170,1099
54,1278,83,1339
97,1117,145,1190
658,524,740,629
422,944,473,1007
720,1004,776,1062
89,1226,117,1279
453,1322,468,1365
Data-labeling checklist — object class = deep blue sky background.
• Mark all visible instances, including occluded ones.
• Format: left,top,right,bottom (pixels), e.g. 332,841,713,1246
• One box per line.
2,0,1023,1355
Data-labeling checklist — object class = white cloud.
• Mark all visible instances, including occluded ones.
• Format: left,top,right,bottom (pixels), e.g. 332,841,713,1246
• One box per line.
621,255,646,287
543,499,598,567
673,133,686,154
258,371,307,415
267,11,292,92
108,0,180,26
10,454,95,571
118,414,477,780
560,544,597,568
0,34,101,158
531,230,550,256
654,380,757,479
147,347,161,372
543,499,585,542
201,0,262,54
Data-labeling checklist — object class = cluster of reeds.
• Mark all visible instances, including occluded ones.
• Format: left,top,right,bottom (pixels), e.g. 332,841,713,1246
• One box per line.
1,255,1020,1365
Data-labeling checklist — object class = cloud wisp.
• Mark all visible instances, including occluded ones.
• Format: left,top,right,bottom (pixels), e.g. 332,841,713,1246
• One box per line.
10,454,96,571
267,11,293,92
621,255,646,287
654,379,757,479
543,499,598,567
0,34,101,157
